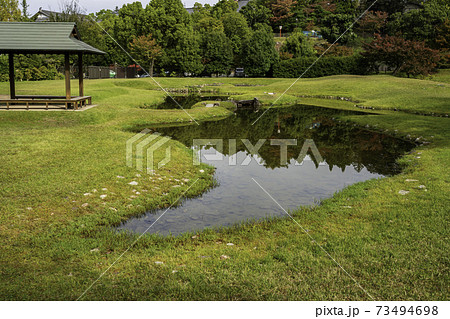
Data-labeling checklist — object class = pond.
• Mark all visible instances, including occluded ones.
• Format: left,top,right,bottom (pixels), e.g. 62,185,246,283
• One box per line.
119,105,414,236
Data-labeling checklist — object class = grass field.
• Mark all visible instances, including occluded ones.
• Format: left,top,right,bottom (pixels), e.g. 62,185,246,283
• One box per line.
0,74,448,300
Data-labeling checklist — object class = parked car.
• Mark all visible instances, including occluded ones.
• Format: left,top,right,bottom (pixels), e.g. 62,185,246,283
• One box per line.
235,68,245,77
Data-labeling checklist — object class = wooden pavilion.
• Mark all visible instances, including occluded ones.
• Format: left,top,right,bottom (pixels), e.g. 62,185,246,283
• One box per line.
0,22,105,110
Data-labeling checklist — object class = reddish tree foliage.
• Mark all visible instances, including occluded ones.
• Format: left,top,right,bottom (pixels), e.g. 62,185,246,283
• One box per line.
129,34,163,77
357,11,388,36
304,1,336,15
279,51,294,60
362,34,440,77
271,0,298,24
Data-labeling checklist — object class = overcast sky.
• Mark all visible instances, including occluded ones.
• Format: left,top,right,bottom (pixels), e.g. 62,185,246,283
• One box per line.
28,0,220,14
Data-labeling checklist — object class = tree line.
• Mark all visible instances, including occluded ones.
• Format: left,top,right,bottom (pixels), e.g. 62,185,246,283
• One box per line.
0,0,449,80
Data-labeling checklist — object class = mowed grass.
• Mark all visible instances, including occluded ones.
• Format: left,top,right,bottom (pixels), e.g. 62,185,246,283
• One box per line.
431,69,450,84
0,74,448,300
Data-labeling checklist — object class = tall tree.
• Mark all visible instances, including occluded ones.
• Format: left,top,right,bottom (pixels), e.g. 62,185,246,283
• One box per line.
195,16,224,33
146,0,191,46
362,34,440,77
271,0,297,24
191,2,212,24
145,0,192,71
51,0,107,66
360,0,408,15
221,12,251,64
356,11,388,37
130,34,163,77
241,23,279,76
96,9,130,66
172,26,204,75
201,30,233,75
240,0,272,29
211,0,239,19
0,0,21,21
387,0,450,47
114,2,147,49
320,13,357,45
20,0,29,18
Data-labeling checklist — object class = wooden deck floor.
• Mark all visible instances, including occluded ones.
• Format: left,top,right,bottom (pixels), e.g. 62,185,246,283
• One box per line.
0,95,94,111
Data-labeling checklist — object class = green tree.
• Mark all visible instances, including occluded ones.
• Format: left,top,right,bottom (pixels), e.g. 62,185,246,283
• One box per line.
130,34,163,77
201,30,233,75
281,31,315,58
191,2,212,24
50,1,108,66
240,0,272,29
334,0,358,15
172,26,204,75
320,13,357,45
195,16,224,33
221,12,251,62
360,0,408,15
211,0,239,19
241,24,279,76
146,0,191,46
20,0,29,18
0,0,21,21
96,9,130,66
145,0,192,71
387,0,450,48
114,2,147,47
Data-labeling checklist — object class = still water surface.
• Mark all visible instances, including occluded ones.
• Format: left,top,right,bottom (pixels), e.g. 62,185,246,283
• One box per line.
119,105,414,235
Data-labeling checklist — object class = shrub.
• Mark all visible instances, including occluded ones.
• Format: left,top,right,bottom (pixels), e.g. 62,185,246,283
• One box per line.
0,57,63,82
273,55,367,78
280,31,316,58
314,43,354,57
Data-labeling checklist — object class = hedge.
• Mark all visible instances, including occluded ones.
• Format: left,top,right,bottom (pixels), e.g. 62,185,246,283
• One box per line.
273,55,368,78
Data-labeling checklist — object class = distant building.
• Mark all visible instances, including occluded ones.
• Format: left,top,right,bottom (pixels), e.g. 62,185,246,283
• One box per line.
31,7,87,22
32,8,58,22
404,2,423,13
185,0,250,14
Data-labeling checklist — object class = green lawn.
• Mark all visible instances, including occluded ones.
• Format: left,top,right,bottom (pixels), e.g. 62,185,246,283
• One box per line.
431,69,450,84
0,74,448,300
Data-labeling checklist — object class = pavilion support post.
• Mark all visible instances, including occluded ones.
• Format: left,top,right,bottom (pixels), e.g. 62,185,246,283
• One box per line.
64,53,71,100
78,53,84,97
9,53,16,99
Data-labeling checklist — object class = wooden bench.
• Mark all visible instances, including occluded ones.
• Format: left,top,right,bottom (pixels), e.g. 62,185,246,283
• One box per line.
1,96,92,110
